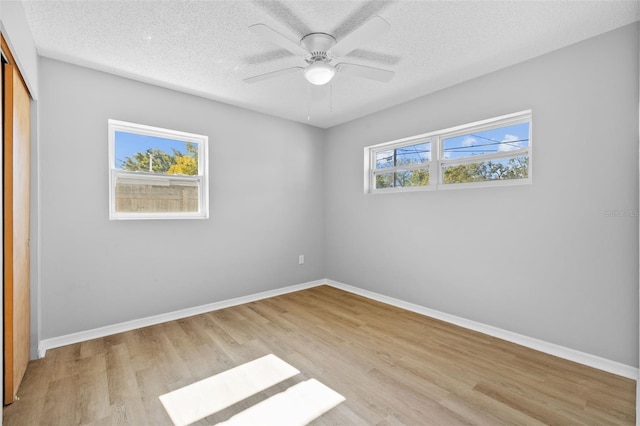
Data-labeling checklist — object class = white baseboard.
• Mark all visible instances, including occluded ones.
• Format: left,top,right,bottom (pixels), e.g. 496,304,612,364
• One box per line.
38,278,638,381
324,279,638,381
37,279,324,358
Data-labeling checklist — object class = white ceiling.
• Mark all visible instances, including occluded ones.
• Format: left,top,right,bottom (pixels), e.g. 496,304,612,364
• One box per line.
21,0,640,128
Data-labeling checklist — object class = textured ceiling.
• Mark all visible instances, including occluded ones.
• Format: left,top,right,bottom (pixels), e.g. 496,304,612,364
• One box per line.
21,0,640,128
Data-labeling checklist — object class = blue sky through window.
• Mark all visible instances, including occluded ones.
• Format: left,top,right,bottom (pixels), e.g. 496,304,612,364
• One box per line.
443,122,529,160
114,131,193,169
376,142,431,169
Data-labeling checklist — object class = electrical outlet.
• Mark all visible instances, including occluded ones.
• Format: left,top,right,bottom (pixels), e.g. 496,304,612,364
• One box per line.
298,255,305,265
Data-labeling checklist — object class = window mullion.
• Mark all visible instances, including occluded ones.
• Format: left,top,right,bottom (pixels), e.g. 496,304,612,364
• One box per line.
392,148,397,188
432,136,439,188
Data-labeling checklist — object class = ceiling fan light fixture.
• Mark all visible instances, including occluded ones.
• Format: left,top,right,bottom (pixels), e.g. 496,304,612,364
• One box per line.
304,61,335,85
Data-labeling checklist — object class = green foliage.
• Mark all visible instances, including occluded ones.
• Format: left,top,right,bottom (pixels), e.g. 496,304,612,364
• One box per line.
395,169,430,187
184,142,198,156
443,157,528,184
409,169,430,186
376,157,527,189
376,168,429,189
376,173,393,189
120,149,174,173
120,143,198,176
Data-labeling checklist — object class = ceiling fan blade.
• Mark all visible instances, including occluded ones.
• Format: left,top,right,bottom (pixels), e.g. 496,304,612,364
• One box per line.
331,16,390,58
243,67,304,84
248,24,309,57
336,63,394,82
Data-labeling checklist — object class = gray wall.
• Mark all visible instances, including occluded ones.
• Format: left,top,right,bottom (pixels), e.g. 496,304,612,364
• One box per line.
38,58,325,339
324,23,639,367
31,21,640,369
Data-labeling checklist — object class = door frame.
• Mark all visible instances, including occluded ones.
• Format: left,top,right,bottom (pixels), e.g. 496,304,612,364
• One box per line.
1,33,32,406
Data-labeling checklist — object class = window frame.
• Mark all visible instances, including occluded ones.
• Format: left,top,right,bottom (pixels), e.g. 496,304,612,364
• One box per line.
369,136,436,193
108,119,209,220
365,110,532,194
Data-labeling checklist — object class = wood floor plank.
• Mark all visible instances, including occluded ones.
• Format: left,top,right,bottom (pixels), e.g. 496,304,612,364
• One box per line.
3,286,636,425
77,371,110,425
135,365,174,425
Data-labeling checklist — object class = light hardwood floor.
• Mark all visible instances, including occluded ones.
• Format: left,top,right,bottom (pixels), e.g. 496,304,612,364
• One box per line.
3,285,636,425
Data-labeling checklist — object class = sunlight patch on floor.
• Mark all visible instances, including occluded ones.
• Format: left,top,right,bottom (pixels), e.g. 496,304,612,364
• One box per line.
218,379,346,426
159,354,345,426
159,354,300,426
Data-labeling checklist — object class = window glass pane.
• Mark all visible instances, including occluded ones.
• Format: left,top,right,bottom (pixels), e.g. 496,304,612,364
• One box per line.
442,122,529,160
115,176,199,213
375,172,394,189
375,150,394,169
442,156,529,184
395,168,430,187
115,131,198,176
395,142,430,166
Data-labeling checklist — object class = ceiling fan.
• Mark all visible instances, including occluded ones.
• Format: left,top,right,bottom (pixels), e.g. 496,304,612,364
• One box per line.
244,16,395,86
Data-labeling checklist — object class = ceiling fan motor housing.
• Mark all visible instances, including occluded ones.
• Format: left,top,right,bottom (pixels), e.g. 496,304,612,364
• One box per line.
301,33,336,63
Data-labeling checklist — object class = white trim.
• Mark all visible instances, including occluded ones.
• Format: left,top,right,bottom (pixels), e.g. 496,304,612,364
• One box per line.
38,278,639,382
324,279,639,381
37,279,323,358
33,100,43,361
435,174,532,191
636,23,640,422
439,146,529,166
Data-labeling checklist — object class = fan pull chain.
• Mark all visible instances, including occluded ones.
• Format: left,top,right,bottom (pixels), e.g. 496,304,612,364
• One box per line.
329,82,333,113
307,84,311,121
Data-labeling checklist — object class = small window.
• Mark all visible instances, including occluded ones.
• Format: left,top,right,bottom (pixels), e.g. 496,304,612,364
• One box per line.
373,142,431,189
108,120,209,220
366,111,531,193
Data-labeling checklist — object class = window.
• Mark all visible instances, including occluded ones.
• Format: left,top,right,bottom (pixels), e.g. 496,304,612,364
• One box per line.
366,110,531,193
373,142,431,190
108,120,209,220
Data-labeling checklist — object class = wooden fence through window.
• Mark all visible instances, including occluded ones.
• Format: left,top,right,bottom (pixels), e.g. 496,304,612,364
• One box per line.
116,183,198,213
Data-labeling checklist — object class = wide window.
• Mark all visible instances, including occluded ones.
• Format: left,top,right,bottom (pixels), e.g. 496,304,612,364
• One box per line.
366,111,531,193
108,120,209,220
